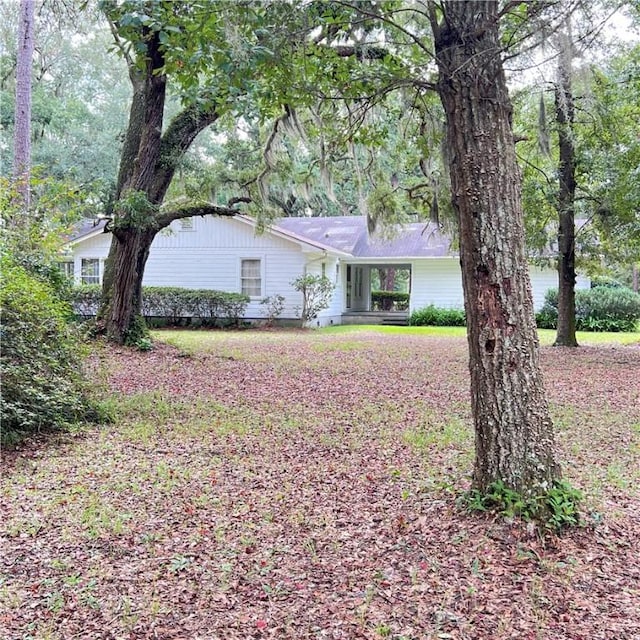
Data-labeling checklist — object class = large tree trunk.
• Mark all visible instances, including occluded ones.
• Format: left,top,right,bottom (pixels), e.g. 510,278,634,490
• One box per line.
12,0,35,211
554,30,578,347
431,1,561,495
96,26,220,343
96,228,157,344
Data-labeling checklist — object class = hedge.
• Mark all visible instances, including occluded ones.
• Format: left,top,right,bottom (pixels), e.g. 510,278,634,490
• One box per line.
371,290,410,311
409,304,466,327
71,285,250,326
536,286,640,332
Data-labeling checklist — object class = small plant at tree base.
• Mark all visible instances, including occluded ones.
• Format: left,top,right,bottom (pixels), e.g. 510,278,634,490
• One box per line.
291,274,335,326
134,337,153,352
461,479,582,531
260,294,285,326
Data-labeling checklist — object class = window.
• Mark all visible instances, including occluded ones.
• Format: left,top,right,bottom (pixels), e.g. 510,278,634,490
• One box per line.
241,259,262,297
58,261,74,280
81,258,100,285
321,262,326,278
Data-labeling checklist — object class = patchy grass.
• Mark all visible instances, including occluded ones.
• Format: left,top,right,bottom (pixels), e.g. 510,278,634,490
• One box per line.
321,323,640,346
1,329,639,639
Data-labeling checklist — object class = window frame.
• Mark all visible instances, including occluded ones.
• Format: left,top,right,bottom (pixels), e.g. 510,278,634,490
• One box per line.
240,258,263,298
80,258,101,285
58,261,74,281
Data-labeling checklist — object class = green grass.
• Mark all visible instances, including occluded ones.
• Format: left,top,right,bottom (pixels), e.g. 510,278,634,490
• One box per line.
319,324,467,337
318,324,639,345
3,326,639,639
540,328,640,346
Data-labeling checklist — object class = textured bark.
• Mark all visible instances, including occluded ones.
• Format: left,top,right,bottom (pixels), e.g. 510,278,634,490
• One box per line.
431,1,561,494
554,33,578,347
97,228,157,344
12,0,35,210
97,28,222,343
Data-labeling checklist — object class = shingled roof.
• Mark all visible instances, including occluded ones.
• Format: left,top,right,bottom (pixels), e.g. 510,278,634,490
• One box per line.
69,215,455,259
275,216,454,258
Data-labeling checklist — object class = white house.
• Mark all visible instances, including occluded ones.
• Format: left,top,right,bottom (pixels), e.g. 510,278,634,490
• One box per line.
64,214,590,326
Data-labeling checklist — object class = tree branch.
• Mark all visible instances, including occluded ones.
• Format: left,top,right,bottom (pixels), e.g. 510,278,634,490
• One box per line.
156,202,248,229
149,101,221,203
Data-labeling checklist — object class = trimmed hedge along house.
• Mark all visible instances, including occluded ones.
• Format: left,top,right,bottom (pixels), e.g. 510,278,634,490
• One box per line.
64,215,590,326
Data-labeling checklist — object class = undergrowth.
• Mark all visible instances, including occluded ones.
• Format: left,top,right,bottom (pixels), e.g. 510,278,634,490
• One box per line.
461,479,583,531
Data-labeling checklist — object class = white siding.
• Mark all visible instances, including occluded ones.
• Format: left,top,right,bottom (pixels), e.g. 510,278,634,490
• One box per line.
410,259,465,311
69,217,321,320
528,264,590,310
410,259,589,312
70,218,590,322
71,233,112,285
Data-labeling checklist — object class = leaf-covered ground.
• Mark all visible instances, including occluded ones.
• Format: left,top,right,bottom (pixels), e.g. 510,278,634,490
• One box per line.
2,328,639,640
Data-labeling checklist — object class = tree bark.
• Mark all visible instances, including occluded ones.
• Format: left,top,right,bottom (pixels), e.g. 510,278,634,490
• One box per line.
431,1,561,495
97,227,158,344
96,27,223,343
12,0,35,211
554,30,578,347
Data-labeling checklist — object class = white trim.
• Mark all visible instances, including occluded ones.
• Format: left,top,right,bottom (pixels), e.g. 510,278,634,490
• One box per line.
239,256,265,299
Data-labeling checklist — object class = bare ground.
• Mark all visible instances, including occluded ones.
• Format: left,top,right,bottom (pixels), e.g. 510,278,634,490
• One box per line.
1,330,639,640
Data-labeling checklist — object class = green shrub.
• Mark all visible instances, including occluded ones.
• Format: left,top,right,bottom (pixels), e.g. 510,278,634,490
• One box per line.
536,287,640,332
72,284,102,317
1,256,102,444
371,290,409,311
462,479,582,531
535,289,558,330
70,285,250,327
409,304,466,327
291,275,335,325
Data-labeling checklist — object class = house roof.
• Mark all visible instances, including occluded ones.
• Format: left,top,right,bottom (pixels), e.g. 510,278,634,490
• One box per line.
275,216,454,258
66,218,108,245
68,214,455,259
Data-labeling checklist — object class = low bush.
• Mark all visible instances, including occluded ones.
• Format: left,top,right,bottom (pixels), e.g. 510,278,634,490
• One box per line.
409,304,466,327
72,284,102,317
537,286,640,332
462,479,582,531
371,290,409,311
71,285,250,327
1,256,102,445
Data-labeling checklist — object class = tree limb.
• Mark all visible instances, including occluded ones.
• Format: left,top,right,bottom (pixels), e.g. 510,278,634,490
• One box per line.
149,101,221,203
156,202,247,229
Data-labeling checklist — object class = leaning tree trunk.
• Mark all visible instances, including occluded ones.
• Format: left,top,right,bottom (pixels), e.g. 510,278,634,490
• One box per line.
95,31,166,344
96,26,221,344
431,1,561,494
554,30,578,347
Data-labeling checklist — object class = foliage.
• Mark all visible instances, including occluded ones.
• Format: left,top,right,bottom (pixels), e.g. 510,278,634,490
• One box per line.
0,255,101,444
0,2,129,189
537,287,640,332
291,274,335,325
260,294,286,326
409,304,466,327
514,42,640,278
71,285,249,327
370,290,409,311
462,479,582,531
